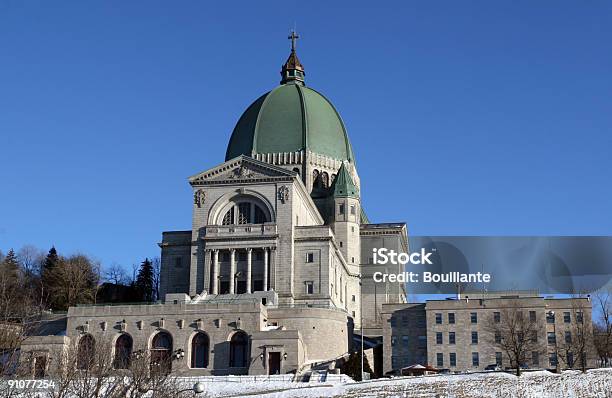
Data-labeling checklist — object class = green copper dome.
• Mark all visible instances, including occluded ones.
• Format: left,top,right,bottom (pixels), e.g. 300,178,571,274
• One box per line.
225,45,355,162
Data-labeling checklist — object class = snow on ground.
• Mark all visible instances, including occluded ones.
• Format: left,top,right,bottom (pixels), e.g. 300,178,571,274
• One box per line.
198,369,612,398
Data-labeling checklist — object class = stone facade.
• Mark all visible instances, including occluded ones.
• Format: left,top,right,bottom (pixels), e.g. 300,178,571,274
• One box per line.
20,44,408,378
382,293,596,375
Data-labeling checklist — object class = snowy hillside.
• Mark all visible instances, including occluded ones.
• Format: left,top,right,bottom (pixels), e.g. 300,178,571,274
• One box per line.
204,369,612,398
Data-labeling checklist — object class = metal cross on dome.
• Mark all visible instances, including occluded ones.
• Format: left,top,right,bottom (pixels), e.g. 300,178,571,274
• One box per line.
288,30,299,52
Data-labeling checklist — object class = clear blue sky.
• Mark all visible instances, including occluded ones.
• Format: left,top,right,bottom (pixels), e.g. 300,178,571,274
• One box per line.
1,1,611,270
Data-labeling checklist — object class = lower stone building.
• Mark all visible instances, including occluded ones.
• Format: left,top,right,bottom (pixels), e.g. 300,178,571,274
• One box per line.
382,292,595,375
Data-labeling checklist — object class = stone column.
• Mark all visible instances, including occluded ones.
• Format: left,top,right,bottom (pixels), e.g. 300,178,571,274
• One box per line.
263,248,269,291
246,248,252,294
269,247,276,291
212,250,219,295
230,249,236,294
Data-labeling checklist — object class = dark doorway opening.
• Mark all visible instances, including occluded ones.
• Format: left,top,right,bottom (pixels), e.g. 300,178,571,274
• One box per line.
268,352,281,375
33,356,46,378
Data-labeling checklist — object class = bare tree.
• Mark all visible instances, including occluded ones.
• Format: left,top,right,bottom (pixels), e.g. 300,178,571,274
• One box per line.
46,255,99,311
104,264,128,285
555,297,596,372
485,300,543,376
21,337,194,398
17,245,45,277
151,257,161,302
0,253,42,379
593,289,612,367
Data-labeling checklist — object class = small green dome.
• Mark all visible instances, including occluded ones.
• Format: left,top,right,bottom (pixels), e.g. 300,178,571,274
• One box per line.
225,83,355,162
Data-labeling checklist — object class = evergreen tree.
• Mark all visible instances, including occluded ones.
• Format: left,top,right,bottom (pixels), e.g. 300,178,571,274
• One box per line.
43,246,59,272
1,249,20,278
135,258,155,302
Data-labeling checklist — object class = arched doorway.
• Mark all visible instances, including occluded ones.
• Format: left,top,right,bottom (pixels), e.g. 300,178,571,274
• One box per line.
150,331,172,375
113,333,133,369
229,331,249,368
77,334,95,370
191,332,210,368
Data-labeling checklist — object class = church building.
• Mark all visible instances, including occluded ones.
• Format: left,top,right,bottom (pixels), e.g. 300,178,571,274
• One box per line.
20,34,408,377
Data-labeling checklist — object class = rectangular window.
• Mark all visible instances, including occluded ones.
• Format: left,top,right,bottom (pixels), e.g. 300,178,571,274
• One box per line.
305,281,314,295
350,205,356,215
436,332,443,344
549,352,558,367
435,313,442,324
471,312,478,324
402,335,409,346
448,313,455,324
436,353,443,367
494,312,500,323
495,352,503,366
532,351,539,366
338,204,345,215
472,331,478,345
449,353,457,367
547,332,556,345
495,331,502,344
565,331,572,344
576,312,584,324
546,312,555,324
472,352,479,367
530,311,536,323
352,295,356,302
306,253,314,263
567,352,574,367
564,312,571,323
449,332,455,345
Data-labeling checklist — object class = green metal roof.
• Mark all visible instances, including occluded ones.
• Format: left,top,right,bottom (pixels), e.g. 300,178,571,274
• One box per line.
331,162,359,198
225,83,355,162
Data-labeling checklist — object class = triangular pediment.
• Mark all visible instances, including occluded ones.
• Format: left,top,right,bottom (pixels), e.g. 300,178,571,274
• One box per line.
189,155,297,185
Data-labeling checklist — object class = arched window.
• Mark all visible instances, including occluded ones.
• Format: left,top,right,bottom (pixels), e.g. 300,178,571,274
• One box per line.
229,331,249,368
321,172,329,188
312,169,320,190
254,206,266,224
151,332,172,375
220,202,269,225
237,203,250,224
222,207,234,225
77,334,95,370
191,332,210,368
113,334,133,369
